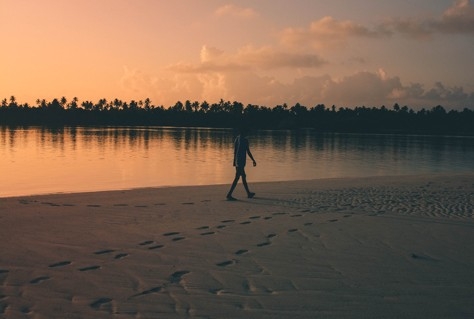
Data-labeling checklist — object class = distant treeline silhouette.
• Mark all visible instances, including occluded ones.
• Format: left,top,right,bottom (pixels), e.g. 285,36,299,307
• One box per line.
1,96,474,135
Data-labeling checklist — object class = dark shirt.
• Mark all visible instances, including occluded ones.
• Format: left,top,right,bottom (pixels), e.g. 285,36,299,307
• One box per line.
234,135,249,167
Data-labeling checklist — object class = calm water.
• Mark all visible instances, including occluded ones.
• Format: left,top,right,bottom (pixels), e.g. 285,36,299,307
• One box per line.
1,126,473,197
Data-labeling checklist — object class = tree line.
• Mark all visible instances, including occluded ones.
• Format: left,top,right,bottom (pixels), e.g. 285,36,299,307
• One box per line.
1,96,474,135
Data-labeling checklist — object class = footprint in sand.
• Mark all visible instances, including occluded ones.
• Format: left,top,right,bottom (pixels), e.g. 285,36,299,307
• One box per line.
216,225,227,229
221,219,235,223
182,202,194,205
197,226,210,230
20,306,31,314
216,260,235,267
87,204,101,208
148,245,164,250
0,269,9,274
249,216,261,220
169,270,190,283
328,219,339,223
114,253,129,259
79,266,101,272
134,205,148,208
264,216,272,220
163,232,180,237
172,237,185,242
304,222,313,226
90,298,112,310
49,261,71,268
411,253,439,262
209,288,224,295
257,242,270,247
94,249,115,255
113,204,128,207
139,241,154,246
288,229,298,233
235,249,248,255
41,202,60,206
200,231,215,236
0,302,6,314
267,233,277,239
291,214,303,218
30,276,50,284
129,286,162,299
240,221,251,225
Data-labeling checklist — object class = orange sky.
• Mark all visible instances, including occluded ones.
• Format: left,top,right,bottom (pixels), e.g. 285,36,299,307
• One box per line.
1,0,473,109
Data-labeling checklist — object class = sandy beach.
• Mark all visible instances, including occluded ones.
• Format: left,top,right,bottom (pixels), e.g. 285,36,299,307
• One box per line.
1,173,474,319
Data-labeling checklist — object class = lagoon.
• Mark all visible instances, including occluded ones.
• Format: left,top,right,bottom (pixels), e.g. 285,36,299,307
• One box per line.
1,126,473,197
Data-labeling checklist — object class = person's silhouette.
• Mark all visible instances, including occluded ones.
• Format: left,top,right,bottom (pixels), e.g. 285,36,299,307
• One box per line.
226,128,257,201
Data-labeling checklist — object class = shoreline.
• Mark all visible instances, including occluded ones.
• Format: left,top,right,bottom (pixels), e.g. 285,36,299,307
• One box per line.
2,171,472,200
1,173,474,318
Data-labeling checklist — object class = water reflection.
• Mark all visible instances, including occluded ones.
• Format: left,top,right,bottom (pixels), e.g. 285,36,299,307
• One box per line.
1,126,473,197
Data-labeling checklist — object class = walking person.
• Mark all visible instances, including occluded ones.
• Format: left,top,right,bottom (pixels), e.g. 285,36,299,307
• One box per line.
226,128,257,201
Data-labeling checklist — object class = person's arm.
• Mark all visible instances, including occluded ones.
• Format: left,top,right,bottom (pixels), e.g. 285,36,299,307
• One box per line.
233,138,238,166
247,147,257,166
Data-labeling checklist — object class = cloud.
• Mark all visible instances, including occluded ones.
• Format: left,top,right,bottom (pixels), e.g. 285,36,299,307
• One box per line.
281,0,474,47
434,0,474,34
280,16,388,49
316,71,474,108
419,82,470,101
380,0,474,39
214,4,258,19
167,45,327,73
120,65,474,110
120,66,204,104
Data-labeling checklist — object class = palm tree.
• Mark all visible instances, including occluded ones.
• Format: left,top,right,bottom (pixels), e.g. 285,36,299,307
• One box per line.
200,101,209,113
9,96,17,108
192,101,200,112
81,101,93,111
113,98,123,110
144,98,152,110
68,97,79,110
185,100,193,112
60,96,67,109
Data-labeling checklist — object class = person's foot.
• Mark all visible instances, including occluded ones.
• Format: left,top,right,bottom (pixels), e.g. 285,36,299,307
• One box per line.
226,195,237,201
247,192,255,199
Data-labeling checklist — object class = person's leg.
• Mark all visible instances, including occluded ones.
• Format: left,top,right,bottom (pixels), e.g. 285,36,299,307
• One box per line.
241,169,255,198
227,168,241,199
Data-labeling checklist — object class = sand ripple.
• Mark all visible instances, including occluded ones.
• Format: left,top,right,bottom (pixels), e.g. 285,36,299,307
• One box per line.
280,176,474,220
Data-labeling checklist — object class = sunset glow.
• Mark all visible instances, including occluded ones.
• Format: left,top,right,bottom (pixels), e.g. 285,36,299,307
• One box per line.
1,0,473,109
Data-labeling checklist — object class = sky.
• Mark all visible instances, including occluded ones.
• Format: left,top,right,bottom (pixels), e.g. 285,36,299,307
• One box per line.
1,0,474,110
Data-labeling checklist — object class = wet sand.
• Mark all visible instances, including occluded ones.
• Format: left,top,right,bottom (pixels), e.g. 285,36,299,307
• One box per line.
1,173,474,318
